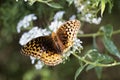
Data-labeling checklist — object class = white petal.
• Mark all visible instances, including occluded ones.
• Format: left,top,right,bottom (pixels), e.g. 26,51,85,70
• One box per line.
49,20,63,32
30,56,36,64
19,27,50,45
35,60,44,69
54,11,65,20
16,14,37,33
69,15,76,20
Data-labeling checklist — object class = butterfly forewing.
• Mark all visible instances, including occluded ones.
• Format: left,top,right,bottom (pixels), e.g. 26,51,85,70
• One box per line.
56,20,80,52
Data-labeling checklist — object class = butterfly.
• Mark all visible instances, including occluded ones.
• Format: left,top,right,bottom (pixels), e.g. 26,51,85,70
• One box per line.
21,20,81,66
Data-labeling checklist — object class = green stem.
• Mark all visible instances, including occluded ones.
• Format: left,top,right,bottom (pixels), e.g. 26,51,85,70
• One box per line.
78,29,120,38
72,53,120,67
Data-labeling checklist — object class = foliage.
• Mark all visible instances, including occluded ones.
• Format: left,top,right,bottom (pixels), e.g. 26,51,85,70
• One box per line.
0,0,120,80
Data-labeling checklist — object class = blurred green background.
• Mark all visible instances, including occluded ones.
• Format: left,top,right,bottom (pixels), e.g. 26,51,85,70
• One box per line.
0,0,120,80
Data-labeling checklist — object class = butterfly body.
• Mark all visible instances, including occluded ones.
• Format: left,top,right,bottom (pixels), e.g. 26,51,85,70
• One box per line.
21,20,80,66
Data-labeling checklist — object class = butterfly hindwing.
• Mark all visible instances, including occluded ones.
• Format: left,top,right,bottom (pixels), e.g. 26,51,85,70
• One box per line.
21,36,63,66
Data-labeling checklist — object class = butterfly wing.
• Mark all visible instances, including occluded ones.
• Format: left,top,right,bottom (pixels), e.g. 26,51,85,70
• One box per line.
56,20,80,52
21,36,62,66
21,20,80,66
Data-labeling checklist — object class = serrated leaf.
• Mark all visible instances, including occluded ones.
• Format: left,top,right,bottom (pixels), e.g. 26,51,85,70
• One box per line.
74,64,87,80
95,67,102,79
46,2,63,9
101,0,105,16
103,36,120,58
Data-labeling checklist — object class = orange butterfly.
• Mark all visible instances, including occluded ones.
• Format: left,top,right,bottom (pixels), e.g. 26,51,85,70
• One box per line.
21,20,81,66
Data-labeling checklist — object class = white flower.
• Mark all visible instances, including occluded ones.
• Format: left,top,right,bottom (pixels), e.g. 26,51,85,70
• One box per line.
63,38,83,59
24,0,27,2
85,13,92,22
30,56,44,69
74,0,86,13
73,38,83,51
81,13,102,24
49,20,63,32
30,56,36,64
92,17,102,24
77,5,85,13
19,27,50,45
54,11,65,21
69,15,76,20
35,60,44,69
48,11,66,32
87,1,90,4
74,0,102,24
85,13,92,18
17,14,37,33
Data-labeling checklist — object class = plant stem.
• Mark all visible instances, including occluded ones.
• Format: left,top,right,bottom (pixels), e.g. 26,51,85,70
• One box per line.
78,29,120,38
72,53,120,67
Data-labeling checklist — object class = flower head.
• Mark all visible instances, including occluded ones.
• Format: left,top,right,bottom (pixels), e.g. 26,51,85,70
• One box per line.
17,14,37,33
74,0,102,24
19,27,50,45
54,11,65,21
48,20,63,32
62,38,83,60
69,15,76,20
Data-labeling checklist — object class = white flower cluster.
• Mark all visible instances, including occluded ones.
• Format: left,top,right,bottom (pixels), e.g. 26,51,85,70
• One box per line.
74,0,102,24
53,11,65,21
49,20,63,32
19,27,50,45
17,11,83,69
63,38,83,60
17,14,37,33
81,13,102,24
69,15,76,20
30,56,44,69
49,11,65,32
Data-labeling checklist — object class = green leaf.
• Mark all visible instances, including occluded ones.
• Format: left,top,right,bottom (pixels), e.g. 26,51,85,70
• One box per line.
93,36,97,49
74,64,87,80
95,67,103,79
101,0,105,16
86,65,95,71
101,25,120,58
103,36,120,58
86,49,114,64
100,25,113,37
46,2,63,9
28,0,37,5
108,0,113,13
66,0,74,5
